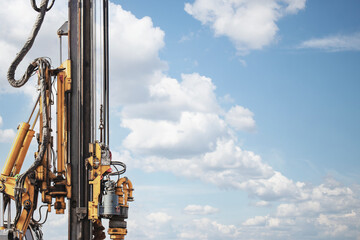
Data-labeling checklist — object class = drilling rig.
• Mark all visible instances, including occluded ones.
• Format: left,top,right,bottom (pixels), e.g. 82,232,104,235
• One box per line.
0,0,134,239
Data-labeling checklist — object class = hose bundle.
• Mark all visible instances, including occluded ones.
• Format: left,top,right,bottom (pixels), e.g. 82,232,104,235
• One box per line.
7,0,55,228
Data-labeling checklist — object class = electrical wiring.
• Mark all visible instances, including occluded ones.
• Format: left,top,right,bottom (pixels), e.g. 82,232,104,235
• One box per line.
109,161,126,176
32,204,53,225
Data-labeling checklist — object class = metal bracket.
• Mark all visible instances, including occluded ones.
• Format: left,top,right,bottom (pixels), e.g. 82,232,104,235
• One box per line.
76,207,87,221
57,21,69,36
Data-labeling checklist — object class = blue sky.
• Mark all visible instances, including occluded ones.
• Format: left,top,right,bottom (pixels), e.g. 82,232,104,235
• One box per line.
0,0,360,239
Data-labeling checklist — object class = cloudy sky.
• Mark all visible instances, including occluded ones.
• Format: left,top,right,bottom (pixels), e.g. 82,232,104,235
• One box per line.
1,0,360,239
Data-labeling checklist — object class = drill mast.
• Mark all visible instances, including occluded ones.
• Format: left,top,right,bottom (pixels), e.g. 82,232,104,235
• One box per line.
0,0,134,239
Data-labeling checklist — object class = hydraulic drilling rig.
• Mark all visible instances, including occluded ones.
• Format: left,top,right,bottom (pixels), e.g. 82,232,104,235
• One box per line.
0,0,134,239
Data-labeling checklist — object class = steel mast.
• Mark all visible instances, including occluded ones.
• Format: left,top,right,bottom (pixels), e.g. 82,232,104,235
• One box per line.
68,0,94,239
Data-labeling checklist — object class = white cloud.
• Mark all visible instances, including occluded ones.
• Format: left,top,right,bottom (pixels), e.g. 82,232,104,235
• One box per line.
2,2,360,240
299,32,360,51
254,200,271,207
317,214,348,237
0,115,16,143
241,178,360,239
184,205,219,215
179,218,238,239
0,129,16,143
125,139,301,201
146,212,173,224
243,215,268,226
121,73,221,121
225,105,256,132
109,3,167,105
122,112,228,158
43,212,68,240
120,73,254,159
185,0,306,54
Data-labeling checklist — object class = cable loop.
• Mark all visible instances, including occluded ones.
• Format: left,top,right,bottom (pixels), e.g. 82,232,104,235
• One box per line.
7,0,51,88
31,0,55,12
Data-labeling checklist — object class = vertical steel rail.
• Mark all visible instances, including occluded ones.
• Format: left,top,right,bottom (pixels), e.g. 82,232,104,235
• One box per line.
68,0,79,238
7,201,10,229
0,193,4,228
103,0,109,146
68,0,93,239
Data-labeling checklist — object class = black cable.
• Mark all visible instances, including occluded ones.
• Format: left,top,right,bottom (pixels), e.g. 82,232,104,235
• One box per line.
112,165,120,181
31,0,55,12
109,161,126,176
7,0,50,88
8,0,54,232
32,204,49,223
14,58,51,226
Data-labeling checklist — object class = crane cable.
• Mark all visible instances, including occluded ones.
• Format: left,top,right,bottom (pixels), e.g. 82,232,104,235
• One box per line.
7,0,55,228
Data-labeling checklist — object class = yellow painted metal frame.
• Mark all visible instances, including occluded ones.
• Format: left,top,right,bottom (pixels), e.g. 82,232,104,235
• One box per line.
0,175,36,239
88,142,111,221
1,123,30,176
57,60,71,175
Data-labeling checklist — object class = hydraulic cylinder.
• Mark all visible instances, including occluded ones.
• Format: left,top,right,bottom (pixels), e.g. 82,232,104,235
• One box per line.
12,129,35,176
1,123,30,176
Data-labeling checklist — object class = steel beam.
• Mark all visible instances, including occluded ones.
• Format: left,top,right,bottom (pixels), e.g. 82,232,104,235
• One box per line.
68,0,94,239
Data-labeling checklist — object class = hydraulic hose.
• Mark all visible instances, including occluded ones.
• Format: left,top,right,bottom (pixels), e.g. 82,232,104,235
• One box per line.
7,0,50,88
7,0,54,228
31,0,55,12
14,58,51,226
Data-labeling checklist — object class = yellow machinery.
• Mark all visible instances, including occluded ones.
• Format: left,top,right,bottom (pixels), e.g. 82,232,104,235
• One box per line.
0,0,134,239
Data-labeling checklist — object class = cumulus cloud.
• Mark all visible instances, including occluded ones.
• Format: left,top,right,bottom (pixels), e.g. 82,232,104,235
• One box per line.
225,105,256,132
120,72,255,159
122,112,228,158
184,205,219,215
185,0,306,54
109,3,167,105
2,2,359,240
241,178,360,239
299,32,360,51
121,73,221,121
123,137,304,201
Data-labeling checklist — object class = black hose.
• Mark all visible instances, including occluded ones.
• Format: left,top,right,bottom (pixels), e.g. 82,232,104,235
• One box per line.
109,161,126,176
7,0,50,88
14,58,51,226
8,0,54,228
31,0,55,12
